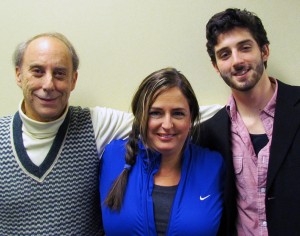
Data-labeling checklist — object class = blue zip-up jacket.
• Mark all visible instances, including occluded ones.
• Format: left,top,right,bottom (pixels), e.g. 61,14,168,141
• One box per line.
100,139,225,236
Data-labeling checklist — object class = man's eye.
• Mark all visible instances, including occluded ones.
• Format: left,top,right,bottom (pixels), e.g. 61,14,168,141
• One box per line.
241,45,251,51
31,68,44,77
54,70,67,79
219,52,229,60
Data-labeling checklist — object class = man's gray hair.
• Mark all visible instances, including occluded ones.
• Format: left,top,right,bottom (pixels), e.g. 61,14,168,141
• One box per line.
13,32,79,71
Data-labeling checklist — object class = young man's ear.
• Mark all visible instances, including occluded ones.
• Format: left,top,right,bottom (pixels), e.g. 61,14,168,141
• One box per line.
212,61,220,75
261,44,270,62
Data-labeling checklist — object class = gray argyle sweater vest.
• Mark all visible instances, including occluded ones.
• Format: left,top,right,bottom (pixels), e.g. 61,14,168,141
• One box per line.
0,106,101,235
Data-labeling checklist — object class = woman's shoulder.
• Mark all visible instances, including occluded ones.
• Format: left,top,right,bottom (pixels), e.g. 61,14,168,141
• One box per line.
188,143,225,179
106,138,128,148
189,143,224,165
102,139,128,160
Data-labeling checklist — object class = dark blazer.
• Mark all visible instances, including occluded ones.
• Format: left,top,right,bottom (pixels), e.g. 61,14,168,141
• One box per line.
197,80,300,236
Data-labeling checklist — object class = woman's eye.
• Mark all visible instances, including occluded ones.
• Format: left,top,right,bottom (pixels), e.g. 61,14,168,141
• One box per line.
149,111,161,118
173,111,185,118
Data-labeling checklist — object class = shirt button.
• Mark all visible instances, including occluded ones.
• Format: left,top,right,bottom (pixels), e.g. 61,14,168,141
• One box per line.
260,188,266,193
262,221,267,227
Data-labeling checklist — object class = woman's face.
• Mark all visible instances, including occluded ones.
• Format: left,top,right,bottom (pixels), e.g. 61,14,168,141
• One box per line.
147,87,191,159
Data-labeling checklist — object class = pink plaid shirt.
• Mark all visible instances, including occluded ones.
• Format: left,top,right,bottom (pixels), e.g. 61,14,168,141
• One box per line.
227,78,277,236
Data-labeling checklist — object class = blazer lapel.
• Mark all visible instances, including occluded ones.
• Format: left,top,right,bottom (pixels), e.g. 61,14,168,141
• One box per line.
267,80,300,191
216,109,232,162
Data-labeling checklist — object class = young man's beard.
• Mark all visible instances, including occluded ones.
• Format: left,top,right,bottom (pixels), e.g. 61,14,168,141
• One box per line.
219,59,265,92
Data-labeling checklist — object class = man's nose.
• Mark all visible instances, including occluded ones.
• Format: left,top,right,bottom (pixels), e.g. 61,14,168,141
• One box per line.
42,73,55,91
232,51,244,66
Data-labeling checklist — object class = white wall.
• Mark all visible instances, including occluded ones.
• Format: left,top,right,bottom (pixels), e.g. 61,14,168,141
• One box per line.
1,0,300,116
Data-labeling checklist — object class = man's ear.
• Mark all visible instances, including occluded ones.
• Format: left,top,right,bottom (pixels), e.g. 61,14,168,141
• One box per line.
70,71,78,91
212,62,220,75
261,44,270,62
15,67,22,88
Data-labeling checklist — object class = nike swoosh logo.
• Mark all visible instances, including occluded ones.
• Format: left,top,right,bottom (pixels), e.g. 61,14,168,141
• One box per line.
199,195,211,201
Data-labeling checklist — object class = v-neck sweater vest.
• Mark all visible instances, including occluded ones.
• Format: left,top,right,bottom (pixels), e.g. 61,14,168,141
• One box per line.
0,106,101,235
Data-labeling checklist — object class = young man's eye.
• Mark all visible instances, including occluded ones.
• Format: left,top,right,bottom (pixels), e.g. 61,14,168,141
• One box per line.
241,45,252,51
218,51,230,60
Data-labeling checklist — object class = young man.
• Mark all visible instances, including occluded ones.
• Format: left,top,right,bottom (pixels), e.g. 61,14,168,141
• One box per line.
198,8,300,236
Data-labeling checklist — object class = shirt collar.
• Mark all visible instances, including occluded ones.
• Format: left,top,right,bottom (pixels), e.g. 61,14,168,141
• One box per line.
226,77,278,119
18,100,69,139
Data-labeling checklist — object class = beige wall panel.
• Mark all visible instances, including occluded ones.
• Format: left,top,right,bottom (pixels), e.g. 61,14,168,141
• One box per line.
0,0,299,116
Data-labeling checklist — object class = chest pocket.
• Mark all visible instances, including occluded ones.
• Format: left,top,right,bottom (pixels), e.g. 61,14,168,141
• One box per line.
233,156,247,200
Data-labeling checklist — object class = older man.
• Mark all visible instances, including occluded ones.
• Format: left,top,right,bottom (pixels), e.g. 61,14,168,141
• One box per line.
0,33,133,235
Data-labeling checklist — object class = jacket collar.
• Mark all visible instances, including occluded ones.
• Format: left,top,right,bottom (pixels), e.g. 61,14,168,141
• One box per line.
137,139,192,169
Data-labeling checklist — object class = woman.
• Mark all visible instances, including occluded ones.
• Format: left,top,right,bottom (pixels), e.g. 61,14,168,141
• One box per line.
99,67,224,235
